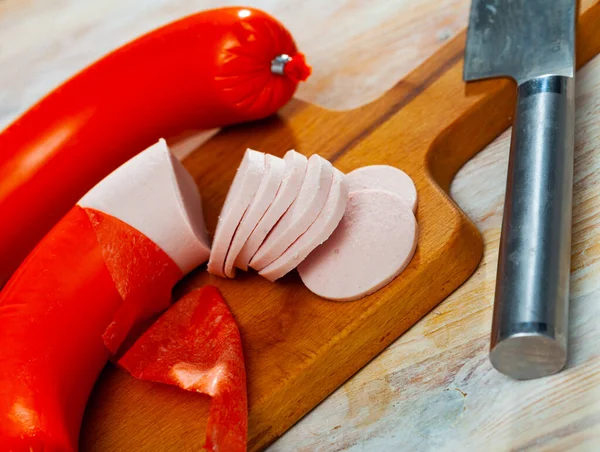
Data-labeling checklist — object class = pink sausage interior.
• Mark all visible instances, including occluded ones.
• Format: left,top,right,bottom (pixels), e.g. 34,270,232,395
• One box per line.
235,150,307,271
259,168,348,282
298,189,418,301
79,139,211,274
249,154,333,271
346,165,417,212
223,154,286,278
207,149,265,277
211,150,420,302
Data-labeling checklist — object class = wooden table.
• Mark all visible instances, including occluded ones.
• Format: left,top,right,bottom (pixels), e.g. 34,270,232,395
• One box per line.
2,1,599,450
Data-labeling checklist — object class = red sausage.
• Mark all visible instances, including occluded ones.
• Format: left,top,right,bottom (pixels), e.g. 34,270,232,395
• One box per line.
0,7,310,286
0,206,182,451
0,142,209,451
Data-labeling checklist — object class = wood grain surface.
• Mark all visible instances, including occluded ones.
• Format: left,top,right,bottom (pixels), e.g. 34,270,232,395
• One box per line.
2,1,600,451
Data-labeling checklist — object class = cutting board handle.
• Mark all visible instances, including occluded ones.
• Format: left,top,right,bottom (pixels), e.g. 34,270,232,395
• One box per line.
334,2,600,192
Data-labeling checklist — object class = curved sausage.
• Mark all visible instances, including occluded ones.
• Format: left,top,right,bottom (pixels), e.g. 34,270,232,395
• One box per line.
0,141,208,451
298,190,418,301
235,150,307,271
80,139,211,274
224,154,286,278
259,168,348,281
208,149,265,277
346,165,417,212
249,154,333,271
0,7,309,286
0,207,133,452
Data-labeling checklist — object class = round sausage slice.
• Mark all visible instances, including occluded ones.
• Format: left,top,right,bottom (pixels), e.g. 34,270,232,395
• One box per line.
223,154,286,278
259,168,348,281
346,165,417,212
250,154,333,271
298,189,418,301
235,150,307,271
207,149,265,277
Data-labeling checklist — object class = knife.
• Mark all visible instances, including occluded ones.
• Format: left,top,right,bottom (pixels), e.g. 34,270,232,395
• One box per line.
464,0,576,380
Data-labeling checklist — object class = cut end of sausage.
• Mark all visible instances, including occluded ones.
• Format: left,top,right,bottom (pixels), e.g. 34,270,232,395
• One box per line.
208,149,265,278
259,168,348,281
249,154,333,271
235,149,308,271
223,154,286,278
346,165,417,212
78,139,211,275
298,189,418,301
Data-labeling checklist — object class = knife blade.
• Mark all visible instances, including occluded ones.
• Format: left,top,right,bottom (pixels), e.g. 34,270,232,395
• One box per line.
463,0,576,380
464,0,575,83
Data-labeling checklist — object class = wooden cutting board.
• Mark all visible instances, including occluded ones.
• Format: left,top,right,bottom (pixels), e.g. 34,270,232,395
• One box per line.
81,3,600,451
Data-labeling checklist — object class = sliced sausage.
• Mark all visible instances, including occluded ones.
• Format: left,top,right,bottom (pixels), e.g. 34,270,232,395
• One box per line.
259,168,348,281
298,189,418,301
235,150,307,270
223,154,286,278
79,139,211,274
346,165,417,212
208,149,265,277
249,154,333,271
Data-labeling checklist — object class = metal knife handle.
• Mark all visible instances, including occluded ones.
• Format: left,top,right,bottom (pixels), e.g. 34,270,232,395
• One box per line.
490,75,575,380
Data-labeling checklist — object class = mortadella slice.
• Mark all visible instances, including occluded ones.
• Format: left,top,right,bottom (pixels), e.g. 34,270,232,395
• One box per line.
223,155,286,278
208,149,265,277
235,150,308,271
259,169,348,281
298,189,418,301
249,154,333,271
79,138,211,274
346,165,417,212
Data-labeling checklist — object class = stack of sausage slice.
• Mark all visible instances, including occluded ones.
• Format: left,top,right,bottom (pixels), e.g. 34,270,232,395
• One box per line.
208,149,419,301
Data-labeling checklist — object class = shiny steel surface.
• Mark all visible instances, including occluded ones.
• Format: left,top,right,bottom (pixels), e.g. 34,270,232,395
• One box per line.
464,0,575,84
490,76,575,380
464,0,576,379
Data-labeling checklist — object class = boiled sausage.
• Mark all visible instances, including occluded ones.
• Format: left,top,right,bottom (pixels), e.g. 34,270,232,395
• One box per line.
0,140,209,450
249,154,333,270
346,165,417,212
259,168,348,281
0,7,310,287
208,149,265,277
235,150,307,270
298,189,418,301
80,139,211,274
224,154,286,278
